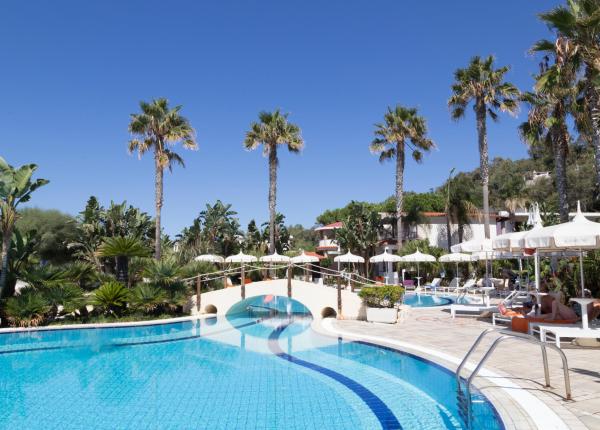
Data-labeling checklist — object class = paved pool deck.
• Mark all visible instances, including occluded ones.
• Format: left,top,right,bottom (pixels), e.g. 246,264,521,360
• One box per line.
325,305,600,430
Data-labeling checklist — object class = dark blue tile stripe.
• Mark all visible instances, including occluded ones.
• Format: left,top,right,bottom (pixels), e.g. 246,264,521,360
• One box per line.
268,323,402,430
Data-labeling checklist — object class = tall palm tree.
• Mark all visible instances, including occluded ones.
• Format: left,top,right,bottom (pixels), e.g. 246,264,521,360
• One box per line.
128,98,197,260
243,110,304,254
0,157,48,296
539,0,600,191
448,56,520,238
370,105,434,249
520,39,579,222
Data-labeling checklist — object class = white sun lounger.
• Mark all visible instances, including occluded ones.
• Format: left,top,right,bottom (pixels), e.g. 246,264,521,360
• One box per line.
450,304,498,319
442,277,460,293
422,278,441,293
536,324,600,349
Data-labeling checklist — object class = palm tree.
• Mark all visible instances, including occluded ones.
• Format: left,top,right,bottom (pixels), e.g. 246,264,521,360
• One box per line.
0,157,49,296
520,39,579,222
128,98,197,260
243,110,304,254
97,236,150,286
370,105,434,249
539,0,600,190
448,56,520,238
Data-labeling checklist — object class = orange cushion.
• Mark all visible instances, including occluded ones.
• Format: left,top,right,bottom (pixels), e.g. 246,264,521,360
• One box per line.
511,317,579,333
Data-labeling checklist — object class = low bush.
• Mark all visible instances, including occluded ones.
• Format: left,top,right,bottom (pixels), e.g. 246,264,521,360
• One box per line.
358,285,404,308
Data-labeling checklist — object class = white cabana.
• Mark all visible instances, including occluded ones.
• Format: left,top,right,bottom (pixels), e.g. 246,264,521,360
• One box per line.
334,251,365,264
401,250,436,287
451,237,494,282
194,254,225,264
494,205,544,291
451,238,493,254
225,251,258,263
259,252,291,263
522,202,600,296
439,252,472,277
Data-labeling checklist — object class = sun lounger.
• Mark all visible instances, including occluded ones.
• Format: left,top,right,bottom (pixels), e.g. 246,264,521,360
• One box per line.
422,278,441,293
441,277,460,293
450,304,498,318
536,324,600,348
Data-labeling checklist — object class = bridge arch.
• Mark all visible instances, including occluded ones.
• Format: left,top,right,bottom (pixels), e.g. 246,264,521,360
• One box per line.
194,279,363,320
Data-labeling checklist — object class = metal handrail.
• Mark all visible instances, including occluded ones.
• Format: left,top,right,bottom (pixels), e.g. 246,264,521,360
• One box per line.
458,329,572,400
455,328,499,384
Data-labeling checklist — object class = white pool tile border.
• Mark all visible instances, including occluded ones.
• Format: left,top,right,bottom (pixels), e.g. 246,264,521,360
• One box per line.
0,314,212,334
321,318,577,430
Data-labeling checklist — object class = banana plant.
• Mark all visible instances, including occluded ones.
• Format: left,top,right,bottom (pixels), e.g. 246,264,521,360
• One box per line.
0,157,49,297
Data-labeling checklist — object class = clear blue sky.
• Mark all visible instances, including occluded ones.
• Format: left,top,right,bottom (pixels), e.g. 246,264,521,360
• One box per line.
1,0,560,235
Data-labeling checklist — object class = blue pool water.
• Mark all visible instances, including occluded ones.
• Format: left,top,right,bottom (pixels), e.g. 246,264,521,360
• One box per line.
0,296,503,430
403,294,475,308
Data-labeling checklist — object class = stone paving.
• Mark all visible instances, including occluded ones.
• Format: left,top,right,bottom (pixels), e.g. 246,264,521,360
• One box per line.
329,306,600,430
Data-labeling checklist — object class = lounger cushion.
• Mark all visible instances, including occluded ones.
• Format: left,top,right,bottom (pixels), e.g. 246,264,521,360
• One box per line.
511,317,579,334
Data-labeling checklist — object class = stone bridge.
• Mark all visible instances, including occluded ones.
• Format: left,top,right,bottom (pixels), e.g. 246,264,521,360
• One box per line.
191,279,364,320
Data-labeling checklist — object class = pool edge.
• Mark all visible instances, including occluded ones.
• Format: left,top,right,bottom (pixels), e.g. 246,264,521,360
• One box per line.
317,318,582,430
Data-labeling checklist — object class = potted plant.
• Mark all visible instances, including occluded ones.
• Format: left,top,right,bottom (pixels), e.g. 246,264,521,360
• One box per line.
358,285,404,323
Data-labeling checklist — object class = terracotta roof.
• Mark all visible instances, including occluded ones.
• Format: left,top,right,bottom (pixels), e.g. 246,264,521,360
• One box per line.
315,221,343,231
304,251,325,260
316,245,339,250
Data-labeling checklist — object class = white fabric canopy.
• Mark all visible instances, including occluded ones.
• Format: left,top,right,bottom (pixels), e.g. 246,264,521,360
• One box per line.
194,254,225,264
521,202,600,296
291,251,319,264
259,252,291,263
225,251,258,263
400,250,436,263
451,238,493,253
370,249,403,263
334,251,365,263
438,252,472,263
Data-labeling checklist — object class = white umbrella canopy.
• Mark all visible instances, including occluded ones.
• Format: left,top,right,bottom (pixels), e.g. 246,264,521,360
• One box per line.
400,250,436,287
370,249,403,263
225,251,258,263
522,202,600,296
451,238,493,253
291,251,320,264
334,251,365,263
194,254,225,264
259,252,291,263
401,250,437,263
438,252,472,263
439,252,472,279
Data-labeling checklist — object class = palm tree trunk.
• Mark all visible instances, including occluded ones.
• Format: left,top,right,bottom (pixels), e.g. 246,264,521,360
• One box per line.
588,84,600,194
395,141,405,250
553,120,570,222
476,100,491,239
445,214,452,251
0,224,13,297
154,152,163,260
268,144,278,254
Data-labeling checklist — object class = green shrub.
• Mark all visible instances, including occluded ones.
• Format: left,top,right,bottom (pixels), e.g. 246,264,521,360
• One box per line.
358,285,404,308
42,283,85,316
131,284,166,313
3,289,50,327
92,281,130,315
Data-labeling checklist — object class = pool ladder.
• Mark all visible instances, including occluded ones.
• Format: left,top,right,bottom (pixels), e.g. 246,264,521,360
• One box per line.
455,328,572,428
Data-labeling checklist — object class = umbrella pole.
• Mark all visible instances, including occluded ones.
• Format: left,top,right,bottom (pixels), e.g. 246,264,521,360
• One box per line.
534,250,540,292
417,262,420,287
579,248,585,297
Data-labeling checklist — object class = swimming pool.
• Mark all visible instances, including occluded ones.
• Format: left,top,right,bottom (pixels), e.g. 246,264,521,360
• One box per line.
402,293,476,308
0,296,503,429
